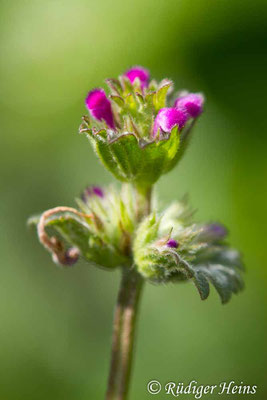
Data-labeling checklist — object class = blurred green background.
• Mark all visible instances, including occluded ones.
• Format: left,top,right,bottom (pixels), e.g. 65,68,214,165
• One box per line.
1,0,267,399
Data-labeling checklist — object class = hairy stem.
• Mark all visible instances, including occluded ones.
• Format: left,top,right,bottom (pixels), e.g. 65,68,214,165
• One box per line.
106,269,143,400
105,185,152,400
135,184,152,221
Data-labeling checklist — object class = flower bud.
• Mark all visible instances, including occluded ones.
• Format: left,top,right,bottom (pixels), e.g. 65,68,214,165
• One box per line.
153,107,188,136
174,93,204,118
198,223,227,242
82,185,104,202
85,88,115,129
124,66,150,88
63,247,80,266
167,238,179,248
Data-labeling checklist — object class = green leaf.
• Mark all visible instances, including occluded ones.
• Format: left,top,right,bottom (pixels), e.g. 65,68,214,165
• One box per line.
193,263,244,304
35,211,127,269
48,214,92,258
193,271,210,300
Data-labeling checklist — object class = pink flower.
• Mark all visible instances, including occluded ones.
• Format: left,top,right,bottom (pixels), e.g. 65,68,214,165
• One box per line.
85,89,115,129
153,107,188,136
174,93,204,118
124,66,150,88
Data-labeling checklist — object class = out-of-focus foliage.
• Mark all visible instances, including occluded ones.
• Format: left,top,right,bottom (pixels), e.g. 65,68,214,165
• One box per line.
1,0,267,399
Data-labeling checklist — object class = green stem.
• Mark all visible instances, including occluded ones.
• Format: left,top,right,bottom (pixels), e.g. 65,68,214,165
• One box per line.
105,184,152,400
105,269,143,400
134,184,152,221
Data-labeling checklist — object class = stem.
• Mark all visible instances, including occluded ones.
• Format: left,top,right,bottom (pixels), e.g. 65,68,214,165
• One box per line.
105,184,152,400
134,184,152,221
106,269,143,400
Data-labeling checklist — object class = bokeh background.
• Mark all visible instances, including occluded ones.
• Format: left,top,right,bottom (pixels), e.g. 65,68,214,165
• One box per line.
1,0,267,399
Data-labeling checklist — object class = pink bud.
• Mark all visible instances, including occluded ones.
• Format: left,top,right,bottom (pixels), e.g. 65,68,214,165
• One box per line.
153,107,188,136
81,185,104,202
124,66,150,88
174,93,204,118
85,88,115,129
167,239,179,248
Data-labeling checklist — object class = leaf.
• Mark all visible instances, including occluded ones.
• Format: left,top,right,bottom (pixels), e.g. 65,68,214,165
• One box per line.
193,263,244,304
48,214,92,258
34,210,127,269
193,270,210,300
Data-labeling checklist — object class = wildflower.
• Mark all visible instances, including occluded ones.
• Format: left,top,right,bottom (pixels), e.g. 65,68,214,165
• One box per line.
30,66,244,400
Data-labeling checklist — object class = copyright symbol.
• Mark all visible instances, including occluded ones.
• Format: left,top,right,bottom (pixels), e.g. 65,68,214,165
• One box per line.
147,380,161,394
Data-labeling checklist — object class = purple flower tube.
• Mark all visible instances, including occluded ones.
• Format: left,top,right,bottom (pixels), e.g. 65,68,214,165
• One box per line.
174,93,204,118
124,66,150,88
86,88,115,129
153,107,188,136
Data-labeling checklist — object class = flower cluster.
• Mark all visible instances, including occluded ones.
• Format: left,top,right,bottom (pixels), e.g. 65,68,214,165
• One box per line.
133,200,244,303
80,66,204,186
30,185,243,303
30,185,139,269
30,66,244,304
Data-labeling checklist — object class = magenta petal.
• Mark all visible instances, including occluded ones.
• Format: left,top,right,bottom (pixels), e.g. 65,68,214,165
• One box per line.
174,93,204,118
85,88,115,129
124,66,150,88
153,107,188,136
